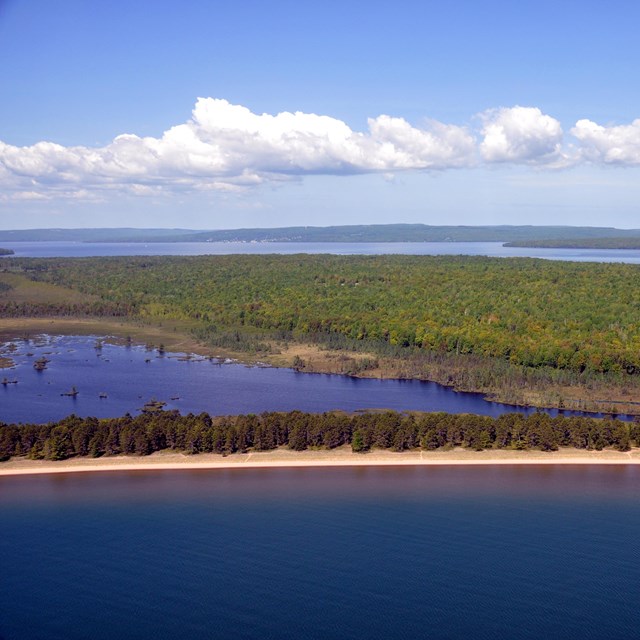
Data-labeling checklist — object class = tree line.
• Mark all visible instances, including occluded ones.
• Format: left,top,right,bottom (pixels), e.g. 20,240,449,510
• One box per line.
505,238,640,249
1,409,637,462
0,300,135,317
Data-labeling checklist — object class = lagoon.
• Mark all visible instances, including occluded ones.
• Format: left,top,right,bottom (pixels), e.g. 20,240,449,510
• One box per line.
0,335,622,424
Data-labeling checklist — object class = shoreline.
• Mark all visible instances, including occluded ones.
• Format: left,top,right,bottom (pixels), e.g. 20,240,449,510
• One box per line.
2,447,639,477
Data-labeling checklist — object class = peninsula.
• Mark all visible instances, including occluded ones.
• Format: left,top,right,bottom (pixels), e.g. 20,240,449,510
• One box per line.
1,409,638,477
505,238,640,249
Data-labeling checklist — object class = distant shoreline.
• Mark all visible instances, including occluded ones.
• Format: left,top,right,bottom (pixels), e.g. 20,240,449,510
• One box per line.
2,447,639,477
2,224,640,244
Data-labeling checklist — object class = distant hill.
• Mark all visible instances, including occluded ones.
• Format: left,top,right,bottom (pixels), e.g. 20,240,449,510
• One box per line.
0,228,198,242
171,224,640,243
2,224,640,244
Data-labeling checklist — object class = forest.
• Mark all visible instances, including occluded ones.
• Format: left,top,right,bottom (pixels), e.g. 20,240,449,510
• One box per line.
5,254,640,374
505,238,640,249
3,253,640,413
1,409,637,462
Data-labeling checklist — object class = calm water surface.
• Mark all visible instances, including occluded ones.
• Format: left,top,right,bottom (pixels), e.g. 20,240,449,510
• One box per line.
0,335,615,423
1,465,639,640
4,240,640,262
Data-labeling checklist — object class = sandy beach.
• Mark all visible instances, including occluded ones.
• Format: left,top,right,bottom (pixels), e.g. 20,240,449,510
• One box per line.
1,446,640,476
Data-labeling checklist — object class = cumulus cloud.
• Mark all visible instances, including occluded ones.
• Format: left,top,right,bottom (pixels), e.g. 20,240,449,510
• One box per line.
479,106,565,165
571,119,640,165
1,98,639,201
0,99,477,200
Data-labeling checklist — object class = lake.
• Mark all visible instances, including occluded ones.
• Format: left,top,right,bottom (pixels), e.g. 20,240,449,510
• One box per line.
1,465,639,640
3,240,640,262
0,335,616,424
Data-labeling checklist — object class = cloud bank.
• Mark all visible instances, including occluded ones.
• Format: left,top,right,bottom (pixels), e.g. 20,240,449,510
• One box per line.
1,98,639,200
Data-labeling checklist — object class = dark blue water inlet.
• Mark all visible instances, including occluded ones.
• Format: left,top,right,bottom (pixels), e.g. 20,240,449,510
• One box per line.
0,335,627,423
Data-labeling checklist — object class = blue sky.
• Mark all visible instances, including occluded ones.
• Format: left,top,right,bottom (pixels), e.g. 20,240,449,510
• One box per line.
1,0,640,229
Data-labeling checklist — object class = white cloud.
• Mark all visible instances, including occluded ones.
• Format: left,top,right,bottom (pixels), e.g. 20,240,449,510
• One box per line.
479,106,565,165
0,99,479,199
365,115,476,170
571,118,640,165
2,99,640,201
181,99,476,175
0,190,49,202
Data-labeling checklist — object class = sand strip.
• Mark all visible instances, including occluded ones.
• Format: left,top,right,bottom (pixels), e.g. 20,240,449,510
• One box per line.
1,447,639,476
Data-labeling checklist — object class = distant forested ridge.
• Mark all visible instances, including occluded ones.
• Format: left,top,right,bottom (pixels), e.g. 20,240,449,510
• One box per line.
0,248,14,256
0,228,197,242
1,410,637,462
505,238,640,250
5,254,640,376
158,224,640,244
3,224,640,243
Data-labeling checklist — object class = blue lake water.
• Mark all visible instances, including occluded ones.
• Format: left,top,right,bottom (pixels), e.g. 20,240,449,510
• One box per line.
0,335,616,424
3,240,640,262
1,465,639,640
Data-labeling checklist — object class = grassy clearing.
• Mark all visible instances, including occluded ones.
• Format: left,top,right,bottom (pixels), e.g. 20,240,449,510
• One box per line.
0,317,196,351
0,272,98,305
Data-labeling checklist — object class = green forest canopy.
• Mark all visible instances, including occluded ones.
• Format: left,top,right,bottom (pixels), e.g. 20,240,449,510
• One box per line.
505,238,640,249
4,254,640,375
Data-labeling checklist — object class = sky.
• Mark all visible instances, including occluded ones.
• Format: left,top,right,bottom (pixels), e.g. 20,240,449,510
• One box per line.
1,0,640,230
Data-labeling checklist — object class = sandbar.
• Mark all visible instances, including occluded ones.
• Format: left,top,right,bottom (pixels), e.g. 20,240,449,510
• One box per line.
1,446,639,476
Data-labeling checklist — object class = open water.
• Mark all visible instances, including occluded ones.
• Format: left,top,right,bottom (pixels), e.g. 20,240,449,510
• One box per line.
0,335,618,424
3,240,640,262
1,465,639,640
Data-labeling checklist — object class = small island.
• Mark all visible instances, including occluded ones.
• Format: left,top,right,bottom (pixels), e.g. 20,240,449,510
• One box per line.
33,357,50,371
141,399,167,413
0,248,14,256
